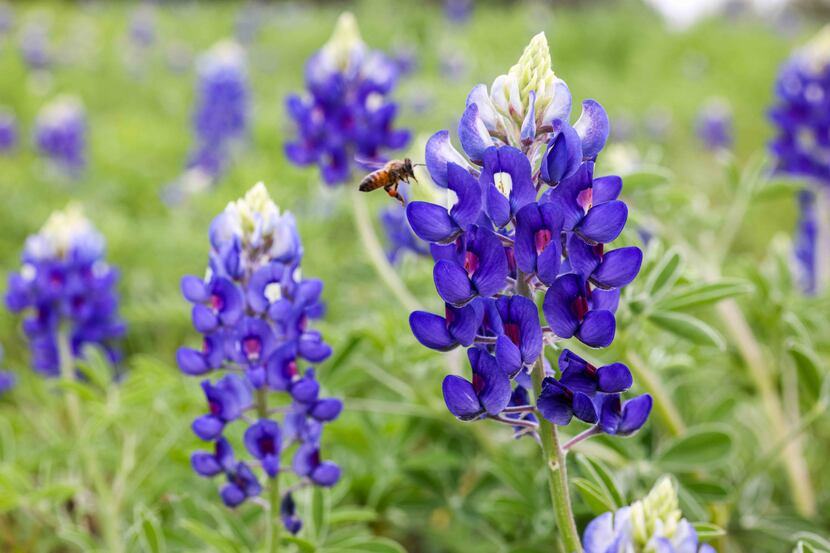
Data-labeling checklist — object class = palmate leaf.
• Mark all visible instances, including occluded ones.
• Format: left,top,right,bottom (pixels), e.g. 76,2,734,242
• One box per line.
574,454,625,509
643,248,684,301
573,478,615,516
180,518,244,553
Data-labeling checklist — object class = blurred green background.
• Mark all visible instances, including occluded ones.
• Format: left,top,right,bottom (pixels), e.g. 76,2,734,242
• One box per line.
0,1,828,552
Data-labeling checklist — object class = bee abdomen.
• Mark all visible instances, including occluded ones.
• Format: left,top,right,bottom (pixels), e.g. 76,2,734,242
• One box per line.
359,174,384,192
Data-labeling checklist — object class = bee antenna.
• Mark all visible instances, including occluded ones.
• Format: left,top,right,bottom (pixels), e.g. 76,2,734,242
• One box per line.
411,162,427,168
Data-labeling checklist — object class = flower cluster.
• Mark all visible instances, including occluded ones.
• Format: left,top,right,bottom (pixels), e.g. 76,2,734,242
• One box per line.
0,108,16,153
179,183,342,533
34,96,87,175
769,27,830,294
4,205,125,377
406,33,651,440
284,13,410,185
19,19,51,71
695,98,732,151
583,477,716,553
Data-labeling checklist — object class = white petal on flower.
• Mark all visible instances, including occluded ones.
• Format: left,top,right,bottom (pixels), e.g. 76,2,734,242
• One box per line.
25,203,103,260
264,282,283,303
493,171,513,198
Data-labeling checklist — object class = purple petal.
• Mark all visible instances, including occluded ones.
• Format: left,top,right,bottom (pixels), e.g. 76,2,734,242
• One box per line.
543,274,581,339
442,375,482,420
592,175,623,204
221,484,246,507
583,512,616,553
473,351,512,416
466,84,500,131
541,78,573,127
192,415,224,441
191,452,223,477
446,163,482,229
192,305,218,333
572,392,599,423
576,310,616,348
311,398,343,422
592,247,642,289
311,461,341,487
576,201,628,245
425,130,471,188
406,202,458,243
447,301,484,347
597,363,632,393
177,347,210,376
181,276,208,302
434,260,474,306
520,90,536,143
468,228,508,298
458,103,493,163
410,311,457,351
495,335,522,377
566,234,601,279
514,203,543,274
592,288,620,313
618,394,652,435
541,120,582,185
574,99,609,160
537,378,573,425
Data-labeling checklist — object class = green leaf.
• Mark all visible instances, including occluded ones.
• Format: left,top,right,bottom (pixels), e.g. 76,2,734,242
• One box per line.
310,487,331,541
644,248,683,300
657,279,753,311
573,478,615,516
180,518,243,553
282,535,316,553
692,521,726,539
647,311,725,349
328,507,378,525
657,426,734,471
136,506,166,553
575,454,625,508
335,537,407,553
30,483,77,504
786,341,824,405
794,541,819,553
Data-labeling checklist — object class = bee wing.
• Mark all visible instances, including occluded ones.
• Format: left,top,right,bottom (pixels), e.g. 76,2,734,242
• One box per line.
354,154,388,170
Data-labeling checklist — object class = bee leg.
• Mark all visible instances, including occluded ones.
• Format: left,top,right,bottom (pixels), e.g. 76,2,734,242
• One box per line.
386,185,405,206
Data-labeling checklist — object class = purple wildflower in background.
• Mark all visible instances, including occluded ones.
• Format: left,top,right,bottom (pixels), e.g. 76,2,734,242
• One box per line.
34,97,87,176
128,5,155,48
284,13,410,186
19,20,51,71
4,205,125,377
445,0,473,25
180,183,341,533
695,98,732,151
407,33,650,441
0,346,15,396
769,27,830,293
380,202,429,263
0,109,17,153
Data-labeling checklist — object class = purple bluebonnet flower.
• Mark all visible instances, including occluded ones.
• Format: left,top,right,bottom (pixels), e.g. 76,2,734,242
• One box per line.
284,13,410,186
34,97,87,176
181,184,341,530
380,204,429,263
769,29,830,294
696,98,732,151
406,33,649,441
19,20,51,71
0,109,16,153
0,345,15,396
584,477,717,553
794,190,819,294
445,0,473,25
4,205,125,378
128,5,155,48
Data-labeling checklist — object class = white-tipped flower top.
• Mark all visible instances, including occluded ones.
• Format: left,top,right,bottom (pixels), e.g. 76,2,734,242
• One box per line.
198,39,247,77
628,477,683,546
36,95,85,130
319,12,367,74
799,25,830,74
24,203,104,261
212,183,301,265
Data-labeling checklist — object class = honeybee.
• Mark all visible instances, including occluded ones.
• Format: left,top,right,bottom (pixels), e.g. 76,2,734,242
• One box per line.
358,158,420,206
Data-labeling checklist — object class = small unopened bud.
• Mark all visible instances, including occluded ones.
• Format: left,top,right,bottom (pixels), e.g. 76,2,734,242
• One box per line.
321,12,366,72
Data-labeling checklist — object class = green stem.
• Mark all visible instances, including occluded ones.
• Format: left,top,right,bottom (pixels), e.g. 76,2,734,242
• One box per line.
350,189,422,313
57,328,122,553
256,389,281,553
517,274,582,553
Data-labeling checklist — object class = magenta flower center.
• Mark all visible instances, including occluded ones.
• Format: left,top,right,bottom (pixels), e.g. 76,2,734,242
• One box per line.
572,295,589,321
534,229,552,254
504,322,521,346
258,436,277,455
464,251,480,276
577,188,593,211
210,293,224,312
243,336,262,360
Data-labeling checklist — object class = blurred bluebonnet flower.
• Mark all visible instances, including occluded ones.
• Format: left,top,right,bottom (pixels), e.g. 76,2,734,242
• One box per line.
0,109,17,153
19,19,51,71
284,12,410,186
584,477,717,553
34,96,87,176
696,98,732,151
165,41,250,203
181,183,341,531
770,27,830,293
445,0,473,25
128,5,155,48
4,205,125,377
0,346,15,396
380,203,429,263
0,3,13,37
406,32,650,440
794,190,819,294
